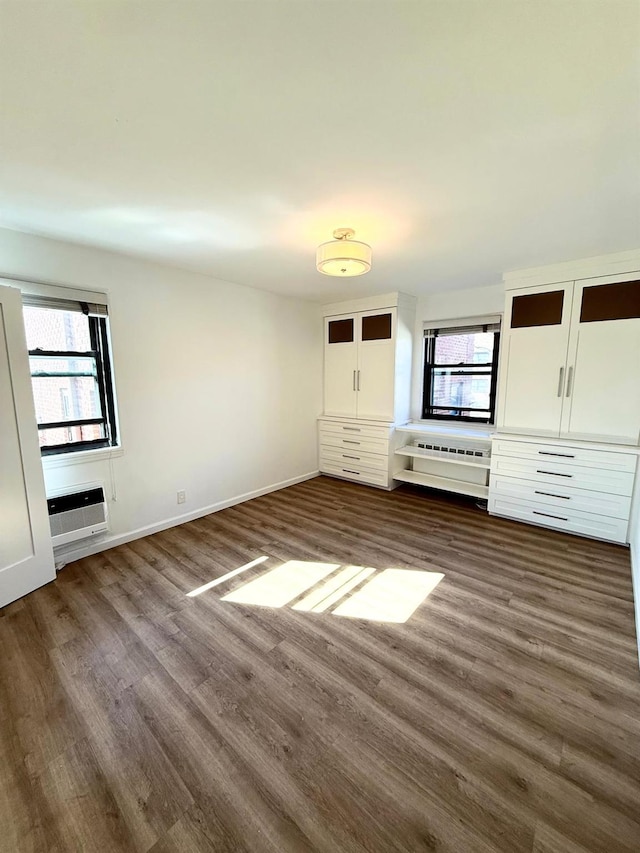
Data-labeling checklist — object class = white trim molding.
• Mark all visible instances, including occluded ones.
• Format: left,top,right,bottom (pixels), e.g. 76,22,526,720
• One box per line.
503,249,640,290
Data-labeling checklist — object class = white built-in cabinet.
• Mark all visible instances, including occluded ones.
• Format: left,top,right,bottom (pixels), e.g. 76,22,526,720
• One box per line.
320,293,415,489
498,273,640,445
324,309,397,421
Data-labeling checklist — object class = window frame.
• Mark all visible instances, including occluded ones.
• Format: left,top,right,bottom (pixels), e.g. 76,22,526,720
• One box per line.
421,327,501,424
27,312,118,456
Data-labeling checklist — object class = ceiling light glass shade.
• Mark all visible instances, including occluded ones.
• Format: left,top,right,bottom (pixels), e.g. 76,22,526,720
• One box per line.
316,229,372,277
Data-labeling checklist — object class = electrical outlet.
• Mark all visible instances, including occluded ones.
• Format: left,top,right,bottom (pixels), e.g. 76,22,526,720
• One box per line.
177,490,186,505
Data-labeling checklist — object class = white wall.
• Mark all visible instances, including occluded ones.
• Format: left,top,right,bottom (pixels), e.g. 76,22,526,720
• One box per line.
0,227,322,562
410,283,504,421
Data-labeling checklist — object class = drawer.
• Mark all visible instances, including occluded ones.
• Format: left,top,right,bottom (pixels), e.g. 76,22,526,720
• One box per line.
491,438,637,473
490,454,636,496
320,430,389,456
488,496,628,544
321,463,389,488
320,447,388,472
319,420,391,440
489,474,632,520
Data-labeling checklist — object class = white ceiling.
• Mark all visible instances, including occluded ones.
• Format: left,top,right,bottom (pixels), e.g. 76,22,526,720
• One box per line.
1,1,638,302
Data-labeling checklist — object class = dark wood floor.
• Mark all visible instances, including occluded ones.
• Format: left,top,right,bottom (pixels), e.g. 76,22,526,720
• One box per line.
1,476,640,853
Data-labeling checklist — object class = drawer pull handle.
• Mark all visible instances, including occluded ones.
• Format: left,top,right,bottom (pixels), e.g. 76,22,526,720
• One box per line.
536,469,573,478
343,427,361,432
533,510,568,522
342,469,360,475
342,455,360,460
535,490,570,500
342,440,361,445
538,451,575,459
557,366,564,397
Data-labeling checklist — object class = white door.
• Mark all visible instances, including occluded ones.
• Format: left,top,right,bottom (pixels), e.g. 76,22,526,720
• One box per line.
561,274,640,444
497,282,573,437
324,314,358,418
356,309,396,421
0,284,55,608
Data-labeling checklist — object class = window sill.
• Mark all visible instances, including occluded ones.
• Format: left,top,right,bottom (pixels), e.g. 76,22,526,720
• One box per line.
398,421,494,441
413,419,494,431
41,446,124,469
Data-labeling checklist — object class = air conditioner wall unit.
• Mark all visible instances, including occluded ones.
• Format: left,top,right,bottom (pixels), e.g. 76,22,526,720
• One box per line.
47,483,109,547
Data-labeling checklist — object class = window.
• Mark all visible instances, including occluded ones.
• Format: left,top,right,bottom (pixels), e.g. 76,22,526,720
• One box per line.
422,322,500,423
23,295,118,455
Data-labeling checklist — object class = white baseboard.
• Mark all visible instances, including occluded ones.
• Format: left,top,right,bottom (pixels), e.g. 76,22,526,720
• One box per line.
54,470,319,566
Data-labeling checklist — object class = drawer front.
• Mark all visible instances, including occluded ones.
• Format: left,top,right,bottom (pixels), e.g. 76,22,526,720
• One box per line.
491,438,637,473
319,420,391,440
320,447,388,472
490,454,636,496
489,496,628,544
319,430,389,456
489,474,632,520
321,463,389,488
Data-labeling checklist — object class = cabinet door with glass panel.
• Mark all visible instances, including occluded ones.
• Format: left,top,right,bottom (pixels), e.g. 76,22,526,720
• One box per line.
561,274,640,444
497,283,574,436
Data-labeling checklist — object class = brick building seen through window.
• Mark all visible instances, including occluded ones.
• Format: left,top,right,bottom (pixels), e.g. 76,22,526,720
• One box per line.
24,303,117,453
422,326,500,422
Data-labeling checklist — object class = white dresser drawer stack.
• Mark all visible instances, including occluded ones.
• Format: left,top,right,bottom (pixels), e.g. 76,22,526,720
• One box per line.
318,418,396,489
489,436,638,544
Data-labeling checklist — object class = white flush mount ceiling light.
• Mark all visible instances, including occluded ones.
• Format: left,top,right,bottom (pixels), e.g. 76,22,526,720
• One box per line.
316,228,372,277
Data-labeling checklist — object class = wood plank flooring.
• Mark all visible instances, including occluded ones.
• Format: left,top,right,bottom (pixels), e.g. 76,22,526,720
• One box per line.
1,475,639,853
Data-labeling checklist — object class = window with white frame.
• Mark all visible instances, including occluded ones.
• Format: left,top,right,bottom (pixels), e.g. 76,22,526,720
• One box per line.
422,319,501,423
22,292,118,455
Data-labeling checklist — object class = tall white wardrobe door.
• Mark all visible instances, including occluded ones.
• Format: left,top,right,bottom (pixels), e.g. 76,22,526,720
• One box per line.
562,276,640,444
356,310,395,421
497,283,573,436
324,315,358,418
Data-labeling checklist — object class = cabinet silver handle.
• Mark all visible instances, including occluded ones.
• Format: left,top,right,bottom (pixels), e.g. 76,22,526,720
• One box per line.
342,427,361,431
342,469,359,475
342,455,360,460
536,469,573,478
535,490,570,500
538,451,575,458
557,366,564,397
342,439,361,445
565,366,574,397
353,370,356,391
533,510,568,521
357,370,361,391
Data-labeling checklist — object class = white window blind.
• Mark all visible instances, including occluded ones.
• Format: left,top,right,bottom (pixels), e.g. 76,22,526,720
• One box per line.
423,315,501,338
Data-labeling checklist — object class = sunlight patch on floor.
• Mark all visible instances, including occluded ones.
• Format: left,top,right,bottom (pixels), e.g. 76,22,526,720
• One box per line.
332,569,444,623
221,560,340,608
293,565,375,613
186,556,269,597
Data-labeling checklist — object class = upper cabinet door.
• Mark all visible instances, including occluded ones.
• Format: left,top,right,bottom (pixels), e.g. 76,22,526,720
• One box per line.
356,310,396,421
324,314,358,418
0,283,55,608
561,275,640,445
497,282,573,436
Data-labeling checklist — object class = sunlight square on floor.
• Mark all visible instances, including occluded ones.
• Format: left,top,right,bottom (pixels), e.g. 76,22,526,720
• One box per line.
220,560,339,608
332,569,444,623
